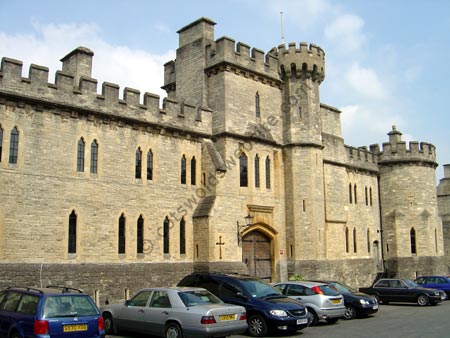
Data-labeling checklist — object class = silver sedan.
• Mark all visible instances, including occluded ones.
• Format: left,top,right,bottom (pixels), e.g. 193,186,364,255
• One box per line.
101,287,248,338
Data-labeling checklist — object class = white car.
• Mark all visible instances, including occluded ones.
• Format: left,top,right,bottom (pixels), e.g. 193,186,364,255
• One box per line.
101,286,247,338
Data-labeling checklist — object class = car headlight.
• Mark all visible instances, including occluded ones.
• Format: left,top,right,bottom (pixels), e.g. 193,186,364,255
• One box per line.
359,299,370,305
269,310,288,317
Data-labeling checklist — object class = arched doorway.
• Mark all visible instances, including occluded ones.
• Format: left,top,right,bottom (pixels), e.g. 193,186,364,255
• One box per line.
242,231,272,281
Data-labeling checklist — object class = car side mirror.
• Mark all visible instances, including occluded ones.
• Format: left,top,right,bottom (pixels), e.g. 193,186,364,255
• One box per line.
124,300,130,306
236,292,248,300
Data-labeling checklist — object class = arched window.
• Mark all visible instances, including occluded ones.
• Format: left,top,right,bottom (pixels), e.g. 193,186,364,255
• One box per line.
118,213,126,254
90,140,98,174
135,147,142,179
349,184,352,204
354,184,358,204
0,125,3,162
345,227,349,253
68,210,77,254
265,156,271,189
410,227,417,254
367,229,371,253
9,127,19,164
163,216,170,254
255,92,260,118
191,156,196,185
254,155,260,188
239,153,248,187
77,138,85,172
353,228,357,253
180,218,186,255
181,155,186,185
147,149,153,181
137,215,144,254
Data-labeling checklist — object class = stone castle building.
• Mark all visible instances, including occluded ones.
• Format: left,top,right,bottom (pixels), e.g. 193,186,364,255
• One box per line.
0,17,448,303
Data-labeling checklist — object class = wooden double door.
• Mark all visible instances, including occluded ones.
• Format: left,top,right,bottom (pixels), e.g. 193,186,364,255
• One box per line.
242,231,272,281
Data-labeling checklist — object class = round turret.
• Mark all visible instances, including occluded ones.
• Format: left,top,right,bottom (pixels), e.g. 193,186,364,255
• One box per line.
276,42,325,83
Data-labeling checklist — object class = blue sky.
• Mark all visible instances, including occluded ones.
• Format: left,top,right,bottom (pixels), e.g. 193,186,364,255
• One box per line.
1,0,449,181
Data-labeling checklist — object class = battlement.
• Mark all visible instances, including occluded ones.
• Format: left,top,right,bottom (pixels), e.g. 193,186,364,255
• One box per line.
0,49,212,136
205,36,280,81
344,145,379,172
276,42,325,83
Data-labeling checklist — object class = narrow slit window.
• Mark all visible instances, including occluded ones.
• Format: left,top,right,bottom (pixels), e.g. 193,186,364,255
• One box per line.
354,184,358,204
254,155,260,188
181,155,186,185
135,147,142,179
137,215,144,254
369,187,373,206
90,140,98,174
147,150,153,181
118,214,126,254
410,227,417,254
163,217,170,254
180,218,186,255
365,186,368,206
255,92,260,118
76,138,85,172
239,153,248,187
345,227,349,253
349,184,352,204
0,126,3,162
9,127,19,164
191,156,196,186
68,210,77,254
353,228,357,253
265,156,271,189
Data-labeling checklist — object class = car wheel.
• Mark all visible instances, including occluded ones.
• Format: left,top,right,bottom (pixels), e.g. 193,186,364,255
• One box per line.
417,294,429,306
165,322,184,338
326,317,339,324
344,305,357,320
103,313,116,335
307,308,318,326
248,314,268,337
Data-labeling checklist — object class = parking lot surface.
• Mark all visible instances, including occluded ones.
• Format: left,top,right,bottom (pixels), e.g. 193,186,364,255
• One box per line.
108,299,450,338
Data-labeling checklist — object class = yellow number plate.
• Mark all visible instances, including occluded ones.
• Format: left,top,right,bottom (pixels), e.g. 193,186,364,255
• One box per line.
219,314,236,321
331,299,341,304
63,324,88,332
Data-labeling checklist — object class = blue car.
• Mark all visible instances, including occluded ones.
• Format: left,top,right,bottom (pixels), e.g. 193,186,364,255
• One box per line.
0,286,105,338
415,276,450,298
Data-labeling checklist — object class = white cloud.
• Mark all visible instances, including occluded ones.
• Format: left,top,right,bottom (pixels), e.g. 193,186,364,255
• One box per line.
0,22,175,100
345,63,387,100
324,14,366,53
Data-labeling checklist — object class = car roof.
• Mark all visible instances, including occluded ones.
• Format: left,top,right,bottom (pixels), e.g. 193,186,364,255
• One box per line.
189,272,265,281
5,286,86,295
136,286,210,292
276,281,328,287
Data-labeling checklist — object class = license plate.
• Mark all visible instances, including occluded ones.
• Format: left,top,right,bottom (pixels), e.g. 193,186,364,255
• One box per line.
373,304,379,310
63,324,87,332
297,318,308,325
219,314,236,321
331,299,340,304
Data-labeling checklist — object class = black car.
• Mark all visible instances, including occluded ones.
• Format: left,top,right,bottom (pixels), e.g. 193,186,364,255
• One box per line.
313,280,378,319
359,278,446,306
178,273,309,337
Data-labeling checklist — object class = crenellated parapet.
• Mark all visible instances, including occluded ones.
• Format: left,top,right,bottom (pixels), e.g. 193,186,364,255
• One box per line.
204,36,281,86
276,42,325,83
344,145,379,173
0,48,212,137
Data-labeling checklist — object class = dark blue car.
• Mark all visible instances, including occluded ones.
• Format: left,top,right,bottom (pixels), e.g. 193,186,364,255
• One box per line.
415,276,450,298
0,286,105,338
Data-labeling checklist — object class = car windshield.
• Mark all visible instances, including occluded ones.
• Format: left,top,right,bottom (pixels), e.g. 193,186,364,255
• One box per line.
330,282,355,294
178,290,222,307
403,279,419,288
43,295,99,318
241,279,282,298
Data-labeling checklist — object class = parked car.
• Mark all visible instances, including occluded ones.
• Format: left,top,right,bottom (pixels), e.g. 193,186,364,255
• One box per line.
312,280,378,320
415,276,450,298
101,286,247,338
0,286,105,338
177,273,309,337
359,278,446,306
273,281,345,325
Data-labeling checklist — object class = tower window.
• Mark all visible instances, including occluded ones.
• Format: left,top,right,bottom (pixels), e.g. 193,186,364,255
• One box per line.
191,156,196,185
137,215,144,254
135,147,142,179
118,214,126,254
345,227,349,253
369,187,373,206
254,155,260,188
354,184,358,204
349,184,352,204
90,140,98,174
367,229,371,253
181,155,186,185
239,153,248,187
76,138,85,172
255,92,260,118
0,126,3,162
68,210,77,254
353,228,357,253
410,227,417,254
365,186,368,206
265,156,271,189
163,217,170,254
147,149,153,181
